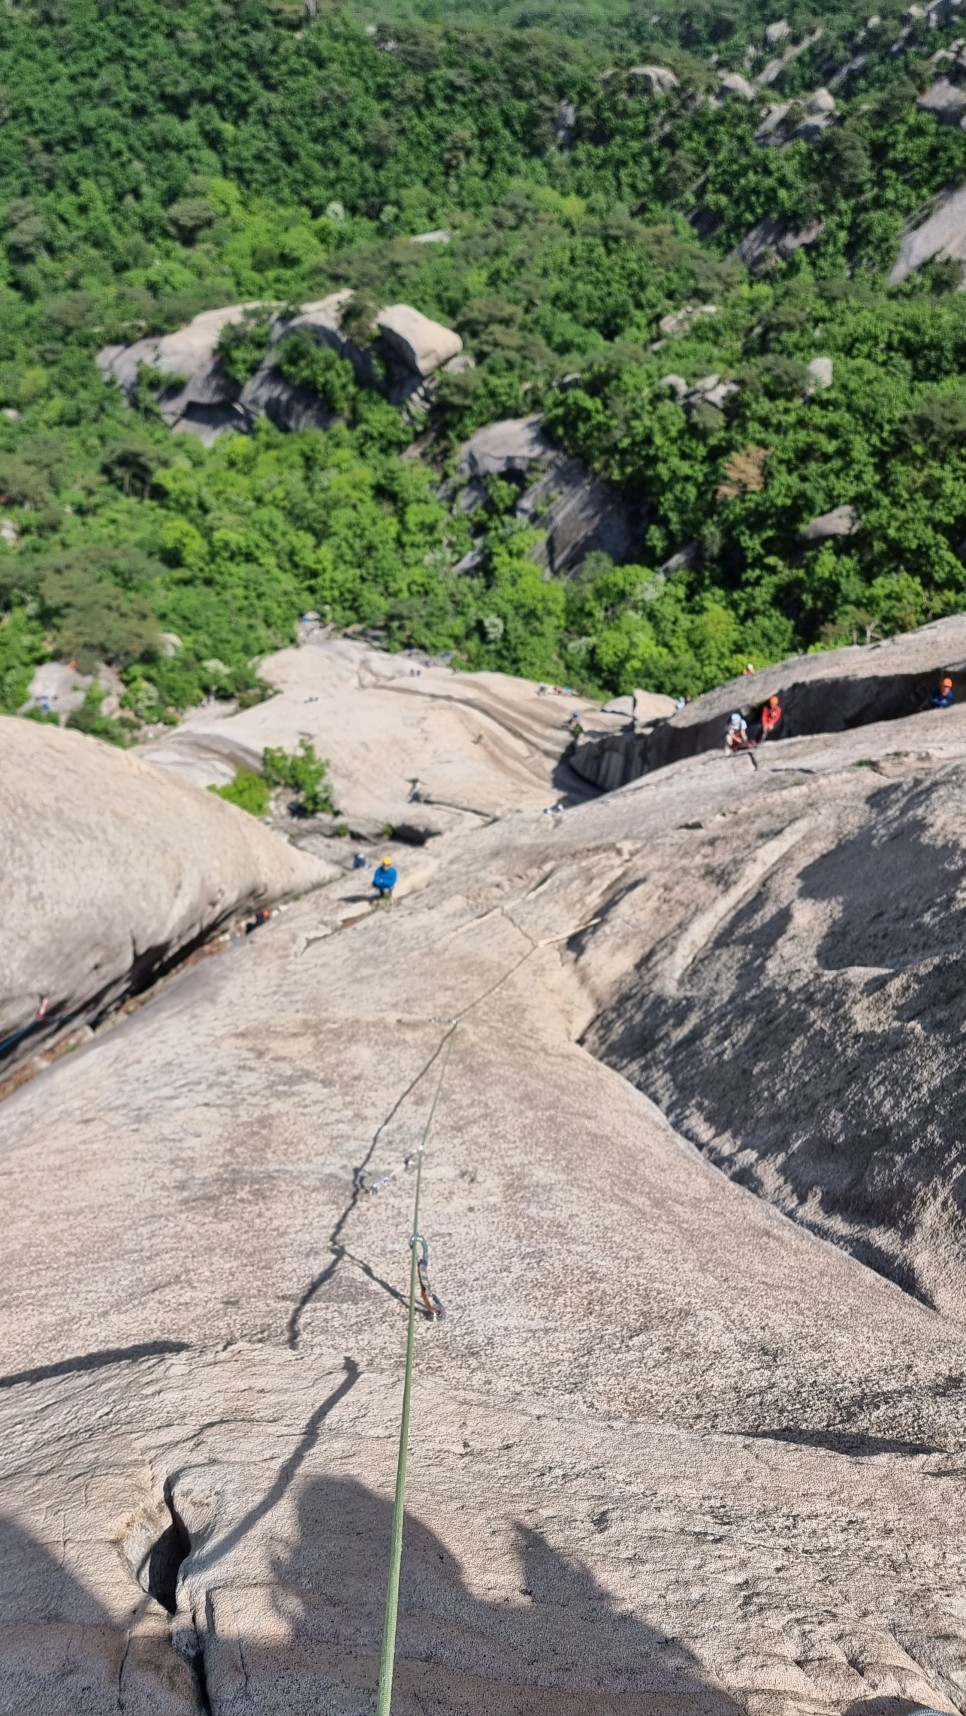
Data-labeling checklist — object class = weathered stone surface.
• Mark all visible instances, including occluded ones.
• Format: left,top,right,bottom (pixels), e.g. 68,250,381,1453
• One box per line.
142,636,597,833
632,686,677,723
756,23,824,83
518,455,644,576
718,70,756,98
8,633,966,1714
918,75,966,116
764,19,791,44
807,356,835,389
24,660,89,715
806,85,837,112
891,180,966,281
754,101,791,139
377,304,463,379
454,419,644,576
658,303,718,337
627,63,680,92
457,415,554,478
410,229,452,244
0,717,329,1061
732,215,825,269
97,296,464,436
799,502,860,540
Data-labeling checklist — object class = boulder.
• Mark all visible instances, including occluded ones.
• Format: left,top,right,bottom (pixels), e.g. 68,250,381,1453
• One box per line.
755,101,791,139
890,181,966,282
718,70,756,99
658,303,718,337
799,503,860,541
633,687,677,723
807,356,834,390
97,296,464,436
0,519,19,545
457,416,554,478
601,693,635,717
0,717,328,1063
917,76,966,117
411,229,452,244
765,18,791,43
627,64,680,93
377,303,463,379
23,661,89,717
518,455,645,577
657,373,689,398
732,216,825,270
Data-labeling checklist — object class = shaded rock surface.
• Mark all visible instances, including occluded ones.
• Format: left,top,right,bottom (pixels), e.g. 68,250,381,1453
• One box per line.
0,718,329,1062
733,215,825,268
7,658,966,1712
454,418,645,576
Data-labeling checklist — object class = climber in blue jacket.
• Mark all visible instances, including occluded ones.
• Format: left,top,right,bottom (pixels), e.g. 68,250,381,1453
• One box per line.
372,856,398,903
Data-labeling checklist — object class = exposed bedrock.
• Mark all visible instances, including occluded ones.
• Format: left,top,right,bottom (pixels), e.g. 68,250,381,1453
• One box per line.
584,760,966,1316
455,416,646,576
571,614,966,790
0,717,330,1064
97,297,465,443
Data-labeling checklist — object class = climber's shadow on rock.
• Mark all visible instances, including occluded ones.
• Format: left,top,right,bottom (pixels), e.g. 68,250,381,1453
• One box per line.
253,1473,742,1714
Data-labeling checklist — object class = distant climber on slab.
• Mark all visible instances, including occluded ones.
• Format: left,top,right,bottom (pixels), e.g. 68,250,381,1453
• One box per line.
725,713,752,753
928,676,955,709
754,694,783,743
372,856,398,903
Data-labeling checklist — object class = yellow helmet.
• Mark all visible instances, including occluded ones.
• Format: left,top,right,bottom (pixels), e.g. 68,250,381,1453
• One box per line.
381,854,393,865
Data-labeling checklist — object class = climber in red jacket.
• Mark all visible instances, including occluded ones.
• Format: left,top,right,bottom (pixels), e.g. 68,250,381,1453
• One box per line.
759,694,783,741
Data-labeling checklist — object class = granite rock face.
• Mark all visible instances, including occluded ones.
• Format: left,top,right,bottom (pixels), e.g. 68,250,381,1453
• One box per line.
6,642,966,1714
455,418,645,576
97,297,465,442
0,717,329,1061
890,180,966,282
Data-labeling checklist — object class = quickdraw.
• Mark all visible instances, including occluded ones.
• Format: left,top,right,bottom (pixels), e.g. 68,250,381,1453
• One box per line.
363,1153,417,1196
411,1231,445,1321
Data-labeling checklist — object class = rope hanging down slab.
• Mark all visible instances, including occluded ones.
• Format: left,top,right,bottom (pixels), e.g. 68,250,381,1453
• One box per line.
375,1022,457,1716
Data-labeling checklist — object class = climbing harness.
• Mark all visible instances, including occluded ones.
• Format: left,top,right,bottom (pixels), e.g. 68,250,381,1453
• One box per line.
412,1232,445,1321
375,1023,456,1716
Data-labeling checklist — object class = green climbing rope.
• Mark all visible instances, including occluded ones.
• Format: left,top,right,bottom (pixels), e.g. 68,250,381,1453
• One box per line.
375,1024,457,1716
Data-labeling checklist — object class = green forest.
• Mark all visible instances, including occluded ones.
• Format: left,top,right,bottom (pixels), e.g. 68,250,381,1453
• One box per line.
4,0,966,725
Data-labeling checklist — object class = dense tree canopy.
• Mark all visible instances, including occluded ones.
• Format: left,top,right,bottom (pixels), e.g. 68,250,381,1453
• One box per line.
3,0,966,721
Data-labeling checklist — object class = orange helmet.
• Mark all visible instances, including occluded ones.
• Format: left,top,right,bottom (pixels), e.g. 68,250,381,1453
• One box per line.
768,695,780,707
942,678,953,690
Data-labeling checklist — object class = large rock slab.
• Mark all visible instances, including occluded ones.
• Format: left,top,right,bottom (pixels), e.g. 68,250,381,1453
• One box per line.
457,416,554,478
0,717,329,1062
140,636,600,832
97,297,464,439
455,419,645,575
6,706,966,1712
890,181,966,282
